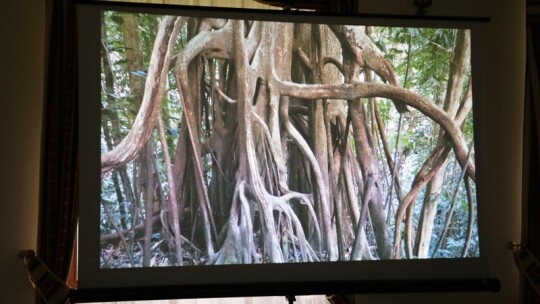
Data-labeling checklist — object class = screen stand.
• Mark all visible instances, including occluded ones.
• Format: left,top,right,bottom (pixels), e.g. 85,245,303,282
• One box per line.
286,295,296,304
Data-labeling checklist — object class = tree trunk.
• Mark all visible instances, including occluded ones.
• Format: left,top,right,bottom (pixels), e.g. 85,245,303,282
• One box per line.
414,29,471,258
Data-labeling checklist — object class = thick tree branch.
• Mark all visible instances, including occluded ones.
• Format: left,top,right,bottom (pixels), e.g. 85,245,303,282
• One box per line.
329,24,408,113
274,79,475,180
174,20,234,259
392,146,449,258
101,16,181,177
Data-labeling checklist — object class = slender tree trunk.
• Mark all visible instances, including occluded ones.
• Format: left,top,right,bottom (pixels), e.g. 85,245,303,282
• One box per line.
349,100,392,259
100,27,129,229
414,29,471,258
142,143,155,267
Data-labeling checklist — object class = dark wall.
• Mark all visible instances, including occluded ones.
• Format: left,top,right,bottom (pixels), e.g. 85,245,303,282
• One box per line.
0,0,45,303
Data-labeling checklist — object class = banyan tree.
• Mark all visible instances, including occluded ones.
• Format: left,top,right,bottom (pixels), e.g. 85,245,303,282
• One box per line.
99,12,477,268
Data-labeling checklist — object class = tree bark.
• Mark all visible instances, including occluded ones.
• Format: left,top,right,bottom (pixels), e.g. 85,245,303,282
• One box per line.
101,16,180,176
273,79,475,180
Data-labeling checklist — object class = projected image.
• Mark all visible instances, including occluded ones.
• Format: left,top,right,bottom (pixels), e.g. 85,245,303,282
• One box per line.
99,11,478,268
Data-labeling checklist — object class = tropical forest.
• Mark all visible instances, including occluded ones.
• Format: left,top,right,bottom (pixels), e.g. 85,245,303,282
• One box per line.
99,10,478,268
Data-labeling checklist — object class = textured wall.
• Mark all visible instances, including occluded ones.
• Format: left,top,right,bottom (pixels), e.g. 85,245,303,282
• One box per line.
0,0,45,303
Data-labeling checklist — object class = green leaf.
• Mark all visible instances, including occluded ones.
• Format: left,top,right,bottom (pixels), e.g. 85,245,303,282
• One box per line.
408,27,420,37
111,15,124,25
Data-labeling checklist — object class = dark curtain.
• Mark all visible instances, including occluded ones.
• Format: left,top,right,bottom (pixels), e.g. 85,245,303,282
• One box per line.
523,8,540,304
38,0,79,298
